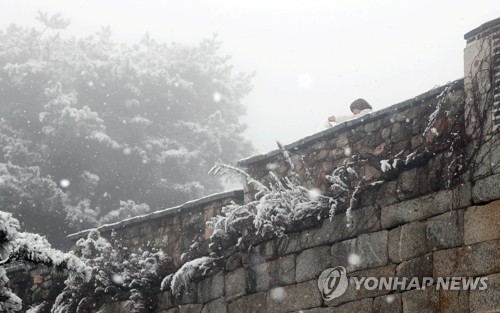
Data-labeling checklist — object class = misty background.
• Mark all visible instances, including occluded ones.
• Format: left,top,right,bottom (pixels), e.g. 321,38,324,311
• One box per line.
2,0,498,153
0,1,499,246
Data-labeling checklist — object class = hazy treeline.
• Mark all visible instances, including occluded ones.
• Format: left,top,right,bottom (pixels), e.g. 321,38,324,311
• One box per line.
0,13,253,245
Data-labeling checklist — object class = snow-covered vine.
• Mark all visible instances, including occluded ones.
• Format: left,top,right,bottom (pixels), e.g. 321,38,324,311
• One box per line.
160,256,217,296
0,211,90,313
209,161,333,241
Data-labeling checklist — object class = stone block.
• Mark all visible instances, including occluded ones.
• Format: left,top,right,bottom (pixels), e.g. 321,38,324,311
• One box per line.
180,211,204,227
228,292,267,313
391,122,412,143
225,253,242,271
439,289,469,313
327,264,397,307
433,239,500,277
363,165,381,181
402,288,439,313
376,182,399,207
299,206,380,249
250,262,270,292
242,246,266,268
225,268,247,302
330,298,373,313
267,280,323,313
355,231,388,270
261,240,277,261
277,233,302,256
335,134,349,147
411,136,423,149
179,304,203,313
157,291,175,310
365,119,382,133
469,272,499,313
381,127,391,140
201,297,227,313
275,254,295,285
388,227,402,263
197,271,224,304
296,246,334,282
399,221,427,261
179,282,197,305
427,210,464,250
464,200,500,245
373,294,402,313
381,183,471,229
330,238,357,272
396,253,433,284
397,169,420,200
472,173,500,204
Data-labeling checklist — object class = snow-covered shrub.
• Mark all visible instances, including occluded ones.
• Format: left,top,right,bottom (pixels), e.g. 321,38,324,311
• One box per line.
209,162,334,242
0,211,90,313
161,256,219,296
52,230,168,312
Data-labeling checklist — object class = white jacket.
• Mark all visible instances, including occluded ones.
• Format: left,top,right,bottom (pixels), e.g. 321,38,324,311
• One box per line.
324,109,372,128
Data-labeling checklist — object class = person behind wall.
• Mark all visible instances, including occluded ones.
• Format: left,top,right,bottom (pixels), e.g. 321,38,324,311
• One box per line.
325,98,373,128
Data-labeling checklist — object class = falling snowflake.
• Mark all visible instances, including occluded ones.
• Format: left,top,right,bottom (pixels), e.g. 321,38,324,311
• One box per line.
213,92,222,103
348,253,361,266
112,274,124,285
266,163,278,170
344,146,352,156
385,295,396,304
60,179,70,188
270,287,286,301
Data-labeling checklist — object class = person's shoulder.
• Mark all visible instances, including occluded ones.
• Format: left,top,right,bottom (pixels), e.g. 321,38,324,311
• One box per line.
359,109,372,115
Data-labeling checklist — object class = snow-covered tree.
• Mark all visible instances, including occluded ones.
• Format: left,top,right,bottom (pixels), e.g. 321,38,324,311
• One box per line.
0,13,254,243
0,211,90,312
51,230,169,312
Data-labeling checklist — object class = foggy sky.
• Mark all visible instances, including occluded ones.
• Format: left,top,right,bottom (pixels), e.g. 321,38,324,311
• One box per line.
1,0,499,153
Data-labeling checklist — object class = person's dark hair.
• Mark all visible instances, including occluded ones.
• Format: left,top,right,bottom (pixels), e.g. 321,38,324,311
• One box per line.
350,98,372,112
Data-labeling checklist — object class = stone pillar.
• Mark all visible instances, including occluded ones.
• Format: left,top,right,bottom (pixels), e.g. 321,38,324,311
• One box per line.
463,17,500,179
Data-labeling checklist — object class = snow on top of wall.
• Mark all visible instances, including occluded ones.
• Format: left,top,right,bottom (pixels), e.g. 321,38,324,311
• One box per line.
67,189,244,241
238,79,464,167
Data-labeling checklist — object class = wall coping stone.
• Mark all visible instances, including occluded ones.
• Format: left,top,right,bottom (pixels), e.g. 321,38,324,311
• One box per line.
237,79,464,167
67,189,244,241
464,17,500,42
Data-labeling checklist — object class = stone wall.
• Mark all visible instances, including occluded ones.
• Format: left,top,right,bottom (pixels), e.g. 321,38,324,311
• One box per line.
6,263,66,311
142,70,498,312
10,17,500,313
238,81,467,206
150,194,499,313
7,190,244,312
67,189,245,267
141,18,499,313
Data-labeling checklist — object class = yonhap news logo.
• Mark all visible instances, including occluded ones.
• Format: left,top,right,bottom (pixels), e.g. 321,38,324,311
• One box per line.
318,266,489,301
317,266,349,300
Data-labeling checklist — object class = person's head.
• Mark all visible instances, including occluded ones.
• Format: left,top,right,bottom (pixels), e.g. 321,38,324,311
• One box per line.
350,98,372,114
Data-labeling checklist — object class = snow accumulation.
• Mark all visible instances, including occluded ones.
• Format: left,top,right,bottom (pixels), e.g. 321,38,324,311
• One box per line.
162,256,216,296
380,159,392,172
67,189,243,240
